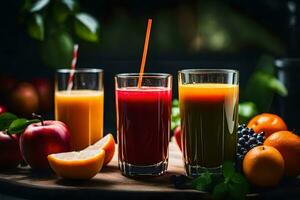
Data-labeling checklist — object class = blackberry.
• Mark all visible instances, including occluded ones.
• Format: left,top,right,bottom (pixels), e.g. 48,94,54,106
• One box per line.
236,124,266,170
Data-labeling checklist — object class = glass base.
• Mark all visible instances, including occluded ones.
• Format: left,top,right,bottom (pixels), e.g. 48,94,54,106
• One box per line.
119,160,168,177
185,164,222,177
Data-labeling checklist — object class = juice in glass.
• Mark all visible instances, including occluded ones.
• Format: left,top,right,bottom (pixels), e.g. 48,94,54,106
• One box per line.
55,69,104,151
179,70,239,176
55,90,104,150
115,73,172,176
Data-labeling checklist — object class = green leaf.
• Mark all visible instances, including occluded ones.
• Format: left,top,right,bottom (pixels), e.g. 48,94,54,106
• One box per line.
212,182,228,199
53,0,79,23
256,55,275,74
8,119,40,135
74,13,100,42
172,107,180,117
223,161,235,179
238,102,258,118
27,14,44,41
269,77,288,96
192,171,212,191
40,31,74,68
227,174,249,200
238,102,258,124
171,99,181,131
0,113,18,131
61,0,78,11
30,0,50,12
21,0,33,11
172,99,179,107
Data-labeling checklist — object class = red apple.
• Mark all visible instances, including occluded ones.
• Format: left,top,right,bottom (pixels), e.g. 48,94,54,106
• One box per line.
0,105,7,114
0,131,22,168
174,126,182,150
31,78,53,112
10,82,39,116
20,120,71,170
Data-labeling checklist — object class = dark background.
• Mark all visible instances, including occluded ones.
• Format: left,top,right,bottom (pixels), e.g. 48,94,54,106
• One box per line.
1,0,300,133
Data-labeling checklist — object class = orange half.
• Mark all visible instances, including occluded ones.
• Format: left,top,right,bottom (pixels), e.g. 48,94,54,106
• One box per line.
86,133,115,165
48,149,105,180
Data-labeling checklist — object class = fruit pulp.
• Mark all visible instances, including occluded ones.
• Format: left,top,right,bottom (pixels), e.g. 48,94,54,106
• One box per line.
55,90,104,151
116,87,171,166
179,83,239,172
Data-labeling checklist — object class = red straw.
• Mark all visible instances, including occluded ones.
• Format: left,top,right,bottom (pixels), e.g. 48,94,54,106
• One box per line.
67,44,79,91
138,19,152,88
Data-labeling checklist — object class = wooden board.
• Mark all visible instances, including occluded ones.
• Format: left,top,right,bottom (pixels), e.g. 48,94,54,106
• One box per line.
0,141,299,200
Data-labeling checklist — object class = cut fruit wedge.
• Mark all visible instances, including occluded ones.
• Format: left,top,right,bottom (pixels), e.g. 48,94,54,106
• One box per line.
48,149,105,180
86,133,115,165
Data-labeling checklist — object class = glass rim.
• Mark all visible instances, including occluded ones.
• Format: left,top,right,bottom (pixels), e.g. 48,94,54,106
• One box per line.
178,69,239,74
115,73,172,78
57,68,103,73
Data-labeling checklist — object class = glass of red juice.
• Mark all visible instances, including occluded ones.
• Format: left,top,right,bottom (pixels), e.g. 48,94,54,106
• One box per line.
179,69,239,176
115,73,172,176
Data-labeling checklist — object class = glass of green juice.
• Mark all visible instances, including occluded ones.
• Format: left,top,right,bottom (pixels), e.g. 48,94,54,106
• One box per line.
178,69,239,176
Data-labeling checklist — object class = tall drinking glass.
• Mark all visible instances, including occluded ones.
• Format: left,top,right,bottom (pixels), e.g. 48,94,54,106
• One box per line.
55,69,104,151
115,73,172,176
178,69,239,176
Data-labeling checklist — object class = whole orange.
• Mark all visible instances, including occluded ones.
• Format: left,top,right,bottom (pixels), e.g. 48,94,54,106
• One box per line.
243,145,284,187
247,113,287,138
264,131,300,177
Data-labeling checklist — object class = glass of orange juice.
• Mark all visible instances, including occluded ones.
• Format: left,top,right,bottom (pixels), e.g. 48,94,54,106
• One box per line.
55,69,104,151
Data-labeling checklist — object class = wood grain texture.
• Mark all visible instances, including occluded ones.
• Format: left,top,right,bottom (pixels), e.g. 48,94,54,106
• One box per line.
0,141,299,200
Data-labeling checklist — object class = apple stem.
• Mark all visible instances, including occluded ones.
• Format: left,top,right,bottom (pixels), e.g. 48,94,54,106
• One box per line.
32,113,44,126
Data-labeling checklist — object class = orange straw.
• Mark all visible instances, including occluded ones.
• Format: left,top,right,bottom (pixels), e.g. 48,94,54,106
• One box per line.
138,19,152,88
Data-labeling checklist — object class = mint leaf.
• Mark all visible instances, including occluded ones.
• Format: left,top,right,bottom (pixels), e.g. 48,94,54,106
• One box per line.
8,119,40,135
0,113,18,131
223,161,235,179
213,182,228,199
192,171,212,191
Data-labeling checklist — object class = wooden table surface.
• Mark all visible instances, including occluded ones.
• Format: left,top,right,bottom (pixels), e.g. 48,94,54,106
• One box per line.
0,140,299,200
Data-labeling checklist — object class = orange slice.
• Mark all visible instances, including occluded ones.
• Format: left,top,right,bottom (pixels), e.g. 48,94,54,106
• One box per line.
48,149,105,180
86,133,115,165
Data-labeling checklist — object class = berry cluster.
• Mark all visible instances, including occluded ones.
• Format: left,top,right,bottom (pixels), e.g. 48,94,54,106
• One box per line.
236,124,266,164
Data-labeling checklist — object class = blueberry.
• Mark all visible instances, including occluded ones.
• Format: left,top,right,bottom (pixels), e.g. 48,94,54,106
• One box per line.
250,144,257,149
259,132,265,136
238,132,243,137
249,129,255,135
253,133,257,138
243,134,249,140
244,142,250,148
238,138,246,145
257,135,263,141
238,155,244,160
240,147,246,152
238,125,245,131
249,137,257,144
237,144,242,150
243,150,248,155
257,141,263,145
241,128,248,134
